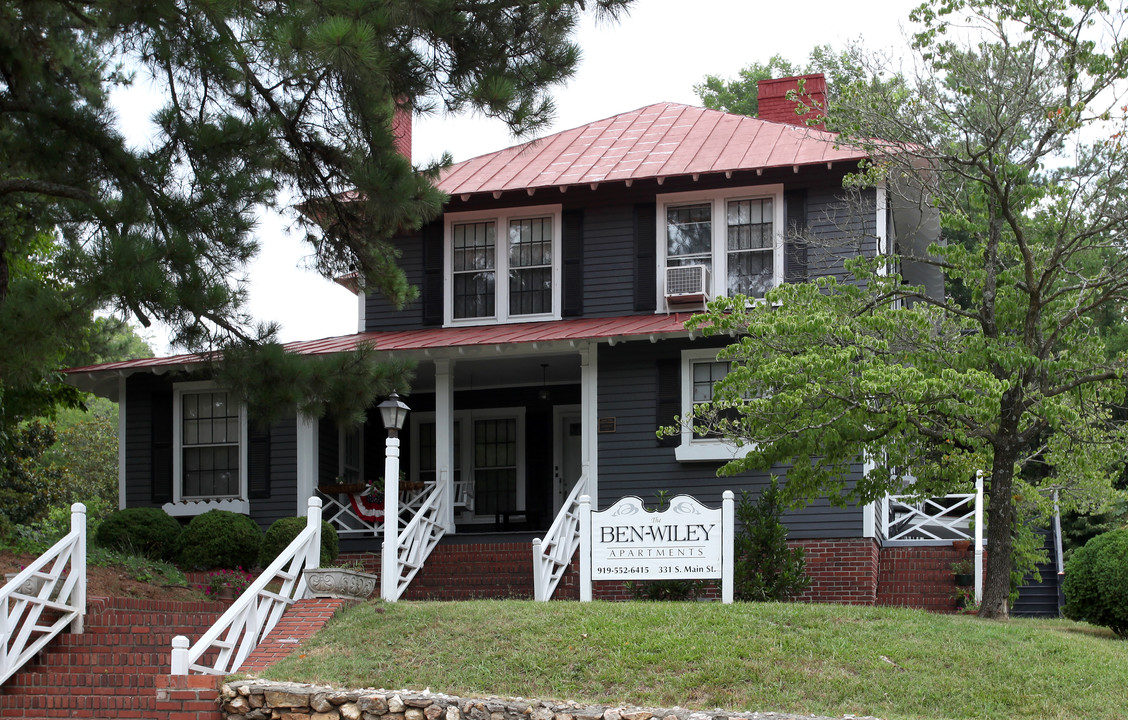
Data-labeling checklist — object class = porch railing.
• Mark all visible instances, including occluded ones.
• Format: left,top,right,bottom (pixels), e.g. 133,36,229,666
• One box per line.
317,480,473,539
385,474,449,601
171,497,323,676
532,471,588,601
0,503,86,685
881,487,980,545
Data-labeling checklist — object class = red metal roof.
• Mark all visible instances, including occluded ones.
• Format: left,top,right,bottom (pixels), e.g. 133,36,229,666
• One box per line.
65,314,698,375
437,102,865,196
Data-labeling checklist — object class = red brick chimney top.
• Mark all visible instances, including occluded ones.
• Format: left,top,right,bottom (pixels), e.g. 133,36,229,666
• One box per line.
757,74,828,130
392,102,412,161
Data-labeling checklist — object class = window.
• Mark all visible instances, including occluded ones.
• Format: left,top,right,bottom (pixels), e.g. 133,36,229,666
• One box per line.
411,409,526,520
173,382,247,501
445,206,562,325
675,349,753,462
339,425,364,485
658,185,784,310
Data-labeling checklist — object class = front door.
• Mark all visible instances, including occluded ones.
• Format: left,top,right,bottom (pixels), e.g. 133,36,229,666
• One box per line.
552,406,583,516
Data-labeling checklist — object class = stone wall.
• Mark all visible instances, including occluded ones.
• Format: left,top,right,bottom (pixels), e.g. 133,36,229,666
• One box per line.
218,683,875,720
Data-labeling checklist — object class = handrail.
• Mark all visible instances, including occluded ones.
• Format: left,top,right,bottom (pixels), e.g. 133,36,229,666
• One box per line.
171,497,323,676
532,471,588,601
387,477,449,600
882,491,977,544
0,503,86,685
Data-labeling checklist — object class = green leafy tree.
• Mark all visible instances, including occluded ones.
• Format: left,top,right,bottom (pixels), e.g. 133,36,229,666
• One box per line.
1,0,632,427
687,0,1128,619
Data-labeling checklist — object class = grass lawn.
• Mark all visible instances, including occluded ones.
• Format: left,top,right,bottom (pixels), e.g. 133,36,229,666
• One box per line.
257,600,1126,720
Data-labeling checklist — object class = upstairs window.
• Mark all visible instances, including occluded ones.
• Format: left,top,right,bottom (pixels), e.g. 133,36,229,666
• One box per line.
446,206,562,325
658,185,783,310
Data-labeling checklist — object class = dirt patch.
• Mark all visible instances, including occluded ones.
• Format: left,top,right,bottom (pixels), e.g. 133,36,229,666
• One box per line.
1,551,209,602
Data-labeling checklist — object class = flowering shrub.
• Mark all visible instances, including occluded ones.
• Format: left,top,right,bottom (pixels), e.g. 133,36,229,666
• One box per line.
198,567,254,599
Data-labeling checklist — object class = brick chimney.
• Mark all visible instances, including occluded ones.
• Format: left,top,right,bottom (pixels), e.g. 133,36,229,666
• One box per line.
757,74,828,130
392,101,412,161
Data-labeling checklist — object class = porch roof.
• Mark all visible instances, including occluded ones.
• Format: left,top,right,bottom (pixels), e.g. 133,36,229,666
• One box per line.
65,313,700,378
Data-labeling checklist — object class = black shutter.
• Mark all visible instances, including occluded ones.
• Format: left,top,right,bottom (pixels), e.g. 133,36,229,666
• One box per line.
421,220,444,326
562,209,584,317
656,358,680,448
634,202,657,311
784,189,808,283
150,389,173,504
248,423,271,499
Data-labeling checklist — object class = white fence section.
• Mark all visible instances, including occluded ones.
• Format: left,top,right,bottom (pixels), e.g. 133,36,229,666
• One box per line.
317,480,472,539
0,503,86,685
531,471,588,601
384,476,449,601
880,489,980,545
171,497,323,676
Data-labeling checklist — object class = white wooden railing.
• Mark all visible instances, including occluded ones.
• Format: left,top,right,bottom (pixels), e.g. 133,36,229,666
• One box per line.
171,497,323,676
532,472,588,601
318,480,472,539
881,486,980,545
385,477,449,601
0,503,86,685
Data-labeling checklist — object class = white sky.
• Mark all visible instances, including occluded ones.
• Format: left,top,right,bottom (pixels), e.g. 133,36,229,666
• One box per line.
132,0,919,355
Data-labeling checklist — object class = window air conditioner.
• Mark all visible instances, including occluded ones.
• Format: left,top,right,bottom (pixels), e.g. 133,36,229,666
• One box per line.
665,265,710,305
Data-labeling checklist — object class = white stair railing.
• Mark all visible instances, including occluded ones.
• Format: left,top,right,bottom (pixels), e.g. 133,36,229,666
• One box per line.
0,503,86,685
532,472,588,601
882,490,978,544
387,477,449,601
171,497,323,676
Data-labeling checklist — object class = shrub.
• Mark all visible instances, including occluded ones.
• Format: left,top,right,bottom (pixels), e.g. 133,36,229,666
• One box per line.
259,516,339,568
177,510,262,570
734,477,810,602
94,507,182,561
1063,527,1128,637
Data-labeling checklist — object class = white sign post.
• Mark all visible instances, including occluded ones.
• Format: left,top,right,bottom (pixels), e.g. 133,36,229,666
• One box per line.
579,491,734,603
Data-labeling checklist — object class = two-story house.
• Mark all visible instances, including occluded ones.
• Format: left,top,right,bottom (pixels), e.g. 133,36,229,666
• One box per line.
67,75,962,606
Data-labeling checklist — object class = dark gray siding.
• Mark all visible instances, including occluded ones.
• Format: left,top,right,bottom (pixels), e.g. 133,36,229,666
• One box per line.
362,234,425,332
582,205,636,317
596,341,865,539
318,418,339,486
806,185,878,283
248,418,298,529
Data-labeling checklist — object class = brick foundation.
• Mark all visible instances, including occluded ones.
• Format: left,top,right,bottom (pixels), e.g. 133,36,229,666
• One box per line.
877,545,985,613
791,538,880,605
155,674,224,720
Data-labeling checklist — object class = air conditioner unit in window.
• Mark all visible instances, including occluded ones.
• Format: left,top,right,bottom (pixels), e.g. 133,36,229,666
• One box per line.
665,264,710,309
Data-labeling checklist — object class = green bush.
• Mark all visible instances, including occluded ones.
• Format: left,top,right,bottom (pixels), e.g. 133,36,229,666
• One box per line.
1063,527,1128,637
259,516,339,568
734,477,810,602
94,507,182,560
177,510,263,570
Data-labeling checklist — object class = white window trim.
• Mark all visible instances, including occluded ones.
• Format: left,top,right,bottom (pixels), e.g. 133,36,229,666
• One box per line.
167,381,249,514
656,184,785,312
675,349,753,463
443,204,563,327
411,408,526,521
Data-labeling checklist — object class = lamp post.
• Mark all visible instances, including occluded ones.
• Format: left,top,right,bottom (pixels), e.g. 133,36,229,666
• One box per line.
378,391,409,601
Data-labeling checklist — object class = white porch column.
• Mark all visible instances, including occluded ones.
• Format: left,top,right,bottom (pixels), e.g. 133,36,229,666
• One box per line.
296,413,319,515
580,342,598,508
435,359,456,532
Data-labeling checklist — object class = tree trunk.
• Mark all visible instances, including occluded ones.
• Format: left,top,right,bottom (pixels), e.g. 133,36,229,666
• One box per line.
980,448,1018,619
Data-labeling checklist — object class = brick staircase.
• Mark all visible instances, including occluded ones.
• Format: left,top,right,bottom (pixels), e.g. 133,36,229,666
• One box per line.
0,595,227,719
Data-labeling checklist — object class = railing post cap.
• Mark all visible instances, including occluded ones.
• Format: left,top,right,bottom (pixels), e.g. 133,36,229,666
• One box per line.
578,494,591,505
308,496,323,509
722,490,734,500
71,502,87,514
172,635,190,649
532,538,542,548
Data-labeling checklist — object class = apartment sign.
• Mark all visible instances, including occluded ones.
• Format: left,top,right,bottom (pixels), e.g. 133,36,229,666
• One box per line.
578,492,734,603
